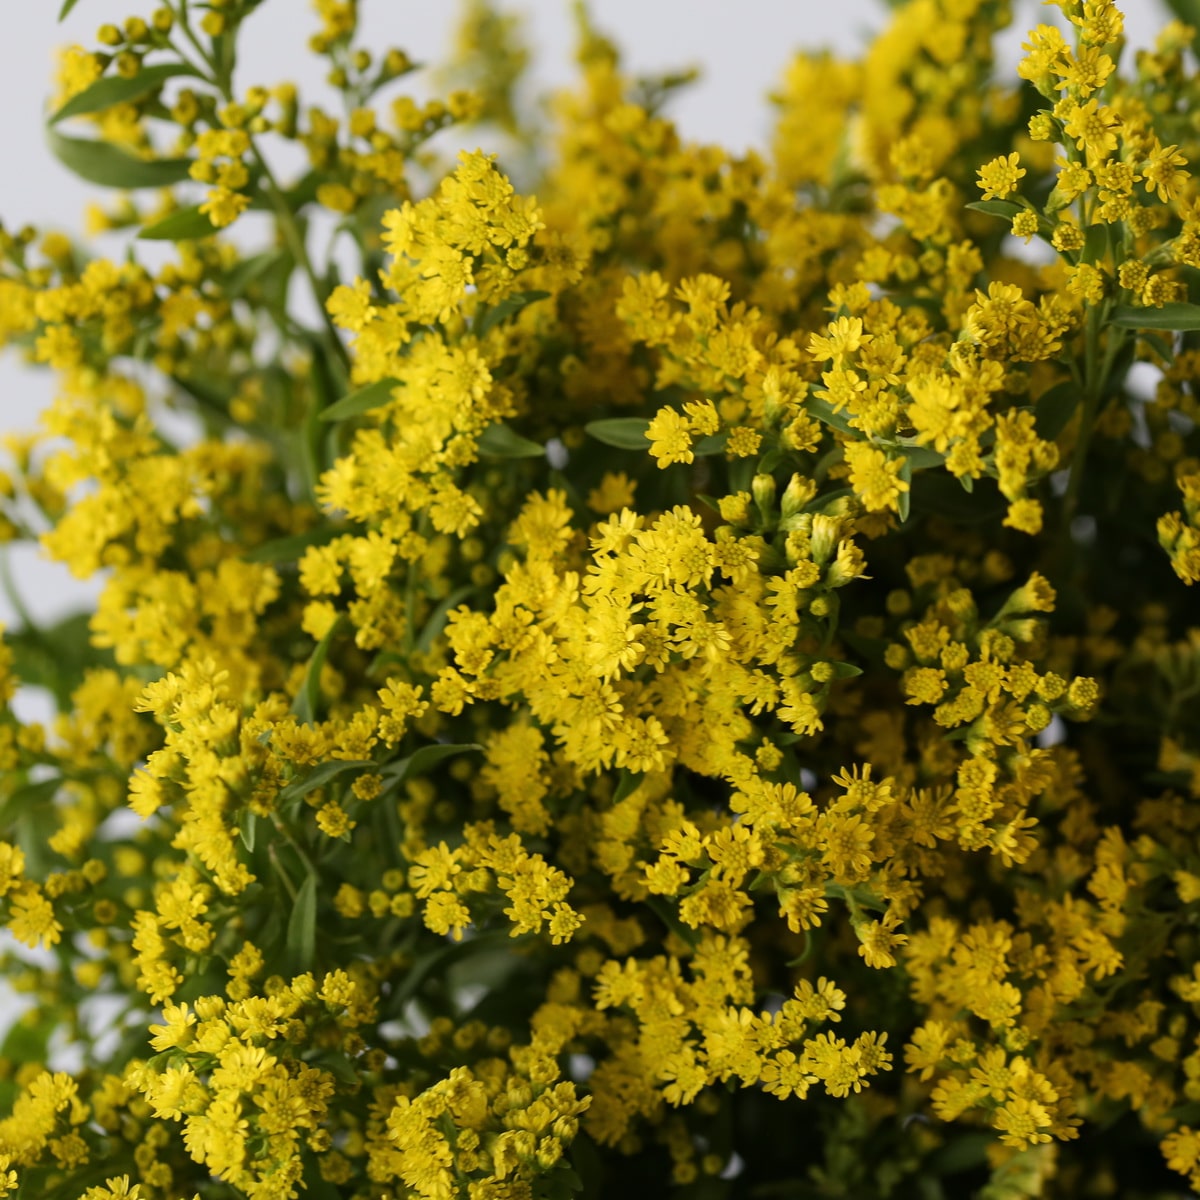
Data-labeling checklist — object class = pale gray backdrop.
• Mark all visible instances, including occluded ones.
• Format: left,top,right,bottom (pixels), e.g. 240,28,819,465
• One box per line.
0,0,1171,651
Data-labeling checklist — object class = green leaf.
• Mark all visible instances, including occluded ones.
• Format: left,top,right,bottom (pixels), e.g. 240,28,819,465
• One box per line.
825,882,887,912
283,169,321,211
965,199,1054,239
755,444,785,473
826,661,863,680
1,1006,57,1065
0,778,62,829
243,525,342,564
897,444,944,470
51,63,198,124
568,1133,606,1200
287,872,318,973
1032,380,1079,440
416,585,477,655
1163,0,1200,55
384,929,513,1015
476,423,545,459
58,0,83,17
137,205,217,241
1139,329,1176,365
171,370,230,418
1111,302,1200,331
612,771,644,804
279,759,376,805
965,199,1021,220
584,418,651,450
786,929,815,967
47,128,194,189
239,811,257,853
222,248,290,298
645,896,700,949
309,1052,360,1087
300,339,342,495
292,618,342,725
381,743,482,792
1081,222,1109,267
319,377,401,422
475,289,551,337
896,455,913,523
694,431,730,457
5,609,114,712
538,1165,586,1200
802,396,854,436
929,1131,993,1176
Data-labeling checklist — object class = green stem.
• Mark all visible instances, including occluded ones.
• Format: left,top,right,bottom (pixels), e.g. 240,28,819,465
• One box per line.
167,0,350,389
1062,302,1119,530
403,514,432,653
268,843,298,902
270,813,318,879
166,1,219,78
0,546,39,635
246,141,351,385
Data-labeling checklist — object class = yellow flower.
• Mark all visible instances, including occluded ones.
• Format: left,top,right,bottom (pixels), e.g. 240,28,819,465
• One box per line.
843,442,910,514
976,152,1026,201
646,407,693,467
1062,98,1120,165
199,187,251,229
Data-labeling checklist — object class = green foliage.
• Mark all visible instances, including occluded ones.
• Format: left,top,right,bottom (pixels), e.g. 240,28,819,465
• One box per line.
3,1,1200,1199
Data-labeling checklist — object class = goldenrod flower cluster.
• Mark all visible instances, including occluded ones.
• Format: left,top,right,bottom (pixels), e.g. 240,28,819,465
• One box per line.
1,0,1200,1195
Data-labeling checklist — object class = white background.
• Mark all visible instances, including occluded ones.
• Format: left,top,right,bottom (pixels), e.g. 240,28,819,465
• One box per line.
0,0,1173,639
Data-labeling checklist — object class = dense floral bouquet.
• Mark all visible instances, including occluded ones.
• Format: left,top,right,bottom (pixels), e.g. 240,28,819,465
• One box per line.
2,0,1200,1195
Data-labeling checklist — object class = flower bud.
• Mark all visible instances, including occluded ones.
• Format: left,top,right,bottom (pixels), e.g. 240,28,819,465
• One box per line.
825,539,867,588
781,472,816,518
718,492,751,526
810,514,842,563
752,473,776,519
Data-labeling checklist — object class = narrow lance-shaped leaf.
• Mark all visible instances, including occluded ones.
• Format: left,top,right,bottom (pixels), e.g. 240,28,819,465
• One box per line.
896,443,944,470
1163,0,1200,56
1111,302,1200,332
965,199,1054,239
475,289,551,337
51,63,199,124
0,777,63,828
239,811,257,853
222,248,291,298
381,743,482,794
48,128,194,189
826,661,864,680
416,585,477,655
965,198,1022,220
584,418,651,450
287,872,318,972
803,396,855,437
279,759,377,805
292,618,343,725
1081,222,1109,267
896,455,913,523
476,423,545,459
694,431,730,457
612,771,644,804
1032,380,1080,441
319,378,402,422
243,525,343,565
138,206,217,241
